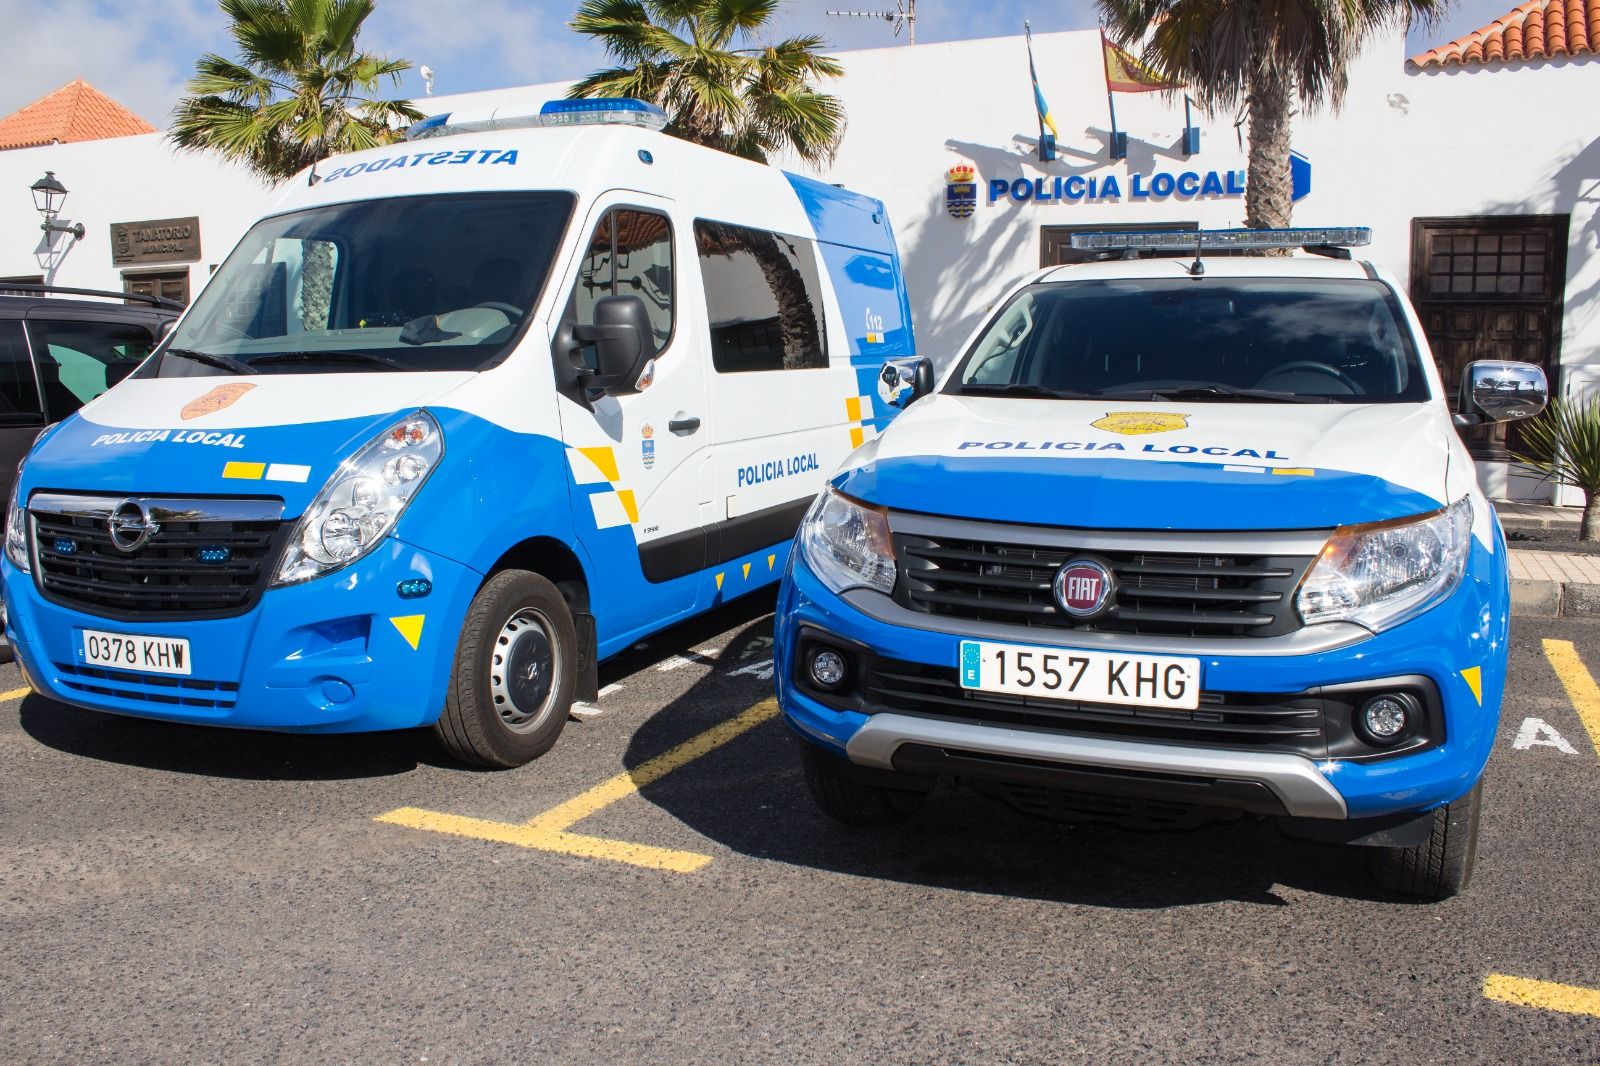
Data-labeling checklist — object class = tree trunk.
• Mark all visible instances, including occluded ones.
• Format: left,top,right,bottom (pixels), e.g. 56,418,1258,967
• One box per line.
1583,494,1599,542
301,239,333,330
1244,64,1295,232
744,231,821,369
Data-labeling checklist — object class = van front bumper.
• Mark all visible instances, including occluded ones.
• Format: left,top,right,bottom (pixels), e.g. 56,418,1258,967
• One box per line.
775,538,1509,821
3,538,480,733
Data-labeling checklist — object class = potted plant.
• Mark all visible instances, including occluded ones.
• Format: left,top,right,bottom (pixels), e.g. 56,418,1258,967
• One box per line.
1513,396,1600,542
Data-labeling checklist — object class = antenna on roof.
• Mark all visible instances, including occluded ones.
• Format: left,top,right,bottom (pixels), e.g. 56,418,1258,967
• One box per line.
420,65,435,96
826,0,915,44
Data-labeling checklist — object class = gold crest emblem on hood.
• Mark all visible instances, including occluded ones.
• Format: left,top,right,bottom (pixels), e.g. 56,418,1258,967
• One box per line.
181,383,256,421
1091,411,1189,436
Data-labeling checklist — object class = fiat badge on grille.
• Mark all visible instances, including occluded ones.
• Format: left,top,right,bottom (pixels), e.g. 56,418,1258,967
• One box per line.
1053,558,1115,619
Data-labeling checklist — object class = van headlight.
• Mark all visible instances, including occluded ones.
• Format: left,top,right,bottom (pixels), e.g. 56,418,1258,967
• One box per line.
273,410,443,586
1296,497,1473,632
5,474,29,574
798,487,896,595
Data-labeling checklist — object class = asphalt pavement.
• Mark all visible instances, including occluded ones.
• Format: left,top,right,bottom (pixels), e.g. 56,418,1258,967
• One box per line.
2,596,1598,1063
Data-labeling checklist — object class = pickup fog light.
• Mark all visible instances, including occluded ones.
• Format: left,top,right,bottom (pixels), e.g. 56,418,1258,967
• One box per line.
1358,694,1415,746
798,487,896,595
1296,497,1473,633
273,411,443,586
808,648,848,689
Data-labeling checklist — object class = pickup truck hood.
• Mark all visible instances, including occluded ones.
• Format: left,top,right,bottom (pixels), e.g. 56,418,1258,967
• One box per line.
20,373,474,515
834,394,1453,531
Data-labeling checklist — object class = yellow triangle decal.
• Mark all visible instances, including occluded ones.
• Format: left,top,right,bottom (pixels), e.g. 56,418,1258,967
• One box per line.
742,562,751,579
615,488,639,524
577,446,620,483
767,553,776,570
714,572,724,590
1461,666,1483,705
390,615,425,650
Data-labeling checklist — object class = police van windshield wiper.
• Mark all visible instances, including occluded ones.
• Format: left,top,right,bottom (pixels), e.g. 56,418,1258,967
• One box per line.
162,347,258,375
247,350,405,372
1129,385,1331,404
960,383,1101,399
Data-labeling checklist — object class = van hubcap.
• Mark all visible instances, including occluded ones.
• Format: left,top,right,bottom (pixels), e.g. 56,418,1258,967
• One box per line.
489,608,560,732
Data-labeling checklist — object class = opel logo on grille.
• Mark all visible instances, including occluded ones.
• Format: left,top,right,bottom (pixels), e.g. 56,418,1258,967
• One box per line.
107,499,158,553
1053,557,1116,619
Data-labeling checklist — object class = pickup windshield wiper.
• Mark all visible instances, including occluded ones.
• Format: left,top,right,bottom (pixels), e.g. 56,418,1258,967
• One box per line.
162,347,258,376
960,383,1101,400
247,350,405,372
1123,385,1331,404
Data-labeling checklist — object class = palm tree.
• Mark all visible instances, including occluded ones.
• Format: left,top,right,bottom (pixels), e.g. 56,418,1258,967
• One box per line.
567,0,845,166
1514,396,1600,541
170,0,423,184
1096,0,1447,229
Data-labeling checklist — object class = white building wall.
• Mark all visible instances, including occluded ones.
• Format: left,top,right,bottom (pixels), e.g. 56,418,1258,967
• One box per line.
1,28,1594,501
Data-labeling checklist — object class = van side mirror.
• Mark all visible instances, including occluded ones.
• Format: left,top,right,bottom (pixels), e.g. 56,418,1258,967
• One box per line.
1460,360,1549,424
573,295,654,395
878,356,934,410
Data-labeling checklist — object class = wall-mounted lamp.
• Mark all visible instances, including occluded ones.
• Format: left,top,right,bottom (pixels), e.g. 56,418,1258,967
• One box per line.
31,171,85,240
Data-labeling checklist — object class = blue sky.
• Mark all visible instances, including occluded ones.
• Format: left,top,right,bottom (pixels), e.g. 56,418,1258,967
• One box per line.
0,0,1521,126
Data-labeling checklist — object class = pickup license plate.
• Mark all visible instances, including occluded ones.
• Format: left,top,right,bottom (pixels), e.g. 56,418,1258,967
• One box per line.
81,628,193,676
959,640,1200,711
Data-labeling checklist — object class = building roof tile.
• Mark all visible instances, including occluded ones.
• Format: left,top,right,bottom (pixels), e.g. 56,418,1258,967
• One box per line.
1409,0,1600,67
0,80,157,151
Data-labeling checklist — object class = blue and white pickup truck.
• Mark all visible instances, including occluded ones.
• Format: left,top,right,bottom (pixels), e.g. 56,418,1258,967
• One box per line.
775,227,1549,900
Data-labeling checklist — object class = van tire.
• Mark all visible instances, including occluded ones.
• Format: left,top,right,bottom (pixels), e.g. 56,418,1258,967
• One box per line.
1366,782,1482,901
801,744,926,826
434,570,574,769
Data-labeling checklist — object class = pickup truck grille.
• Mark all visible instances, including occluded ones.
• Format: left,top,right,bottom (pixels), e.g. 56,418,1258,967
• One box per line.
28,493,286,621
893,524,1316,639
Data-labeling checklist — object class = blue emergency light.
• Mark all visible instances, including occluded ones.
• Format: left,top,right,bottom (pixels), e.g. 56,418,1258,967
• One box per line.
1069,227,1372,252
403,98,669,141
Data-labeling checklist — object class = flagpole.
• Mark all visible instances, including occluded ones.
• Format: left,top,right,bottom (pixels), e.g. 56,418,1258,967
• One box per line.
1100,26,1127,161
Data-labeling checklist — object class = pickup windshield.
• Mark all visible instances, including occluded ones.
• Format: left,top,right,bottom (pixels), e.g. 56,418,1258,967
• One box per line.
150,191,573,375
951,278,1430,403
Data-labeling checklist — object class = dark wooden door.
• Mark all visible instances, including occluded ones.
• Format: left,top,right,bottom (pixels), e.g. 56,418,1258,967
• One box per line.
124,270,190,307
1411,216,1568,458
1040,221,1197,267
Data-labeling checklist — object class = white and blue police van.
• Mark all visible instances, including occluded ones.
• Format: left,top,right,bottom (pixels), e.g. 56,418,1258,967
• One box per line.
2,99,923,768
775,228,1548,899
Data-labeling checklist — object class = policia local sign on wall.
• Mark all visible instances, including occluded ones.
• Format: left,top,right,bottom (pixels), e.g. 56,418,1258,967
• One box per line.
110,216,202,265
946,153,1311,214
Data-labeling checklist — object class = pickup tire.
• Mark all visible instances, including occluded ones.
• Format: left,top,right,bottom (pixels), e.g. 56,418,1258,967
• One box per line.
434,570,574,769
801,744,926,826
1366,782,1482,900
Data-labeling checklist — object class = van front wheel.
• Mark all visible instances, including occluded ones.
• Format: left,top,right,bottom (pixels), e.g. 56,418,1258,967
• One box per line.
434,570,575,769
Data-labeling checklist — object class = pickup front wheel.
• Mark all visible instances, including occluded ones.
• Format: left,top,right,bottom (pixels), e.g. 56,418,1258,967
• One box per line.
1366,782,1482,900
435,570,575,769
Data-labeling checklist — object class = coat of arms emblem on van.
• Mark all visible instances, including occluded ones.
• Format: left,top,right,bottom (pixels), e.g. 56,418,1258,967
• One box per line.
181,383,256,420
1090,411,1189,436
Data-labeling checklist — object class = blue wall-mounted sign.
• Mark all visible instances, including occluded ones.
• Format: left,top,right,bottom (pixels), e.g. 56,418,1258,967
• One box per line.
978,154,1313,208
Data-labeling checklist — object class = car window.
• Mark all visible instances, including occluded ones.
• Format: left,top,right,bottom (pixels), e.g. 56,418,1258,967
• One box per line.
27,319,156,420
694,220,827,373
567,208,675,362
951,278,1429,403
0,319,44,425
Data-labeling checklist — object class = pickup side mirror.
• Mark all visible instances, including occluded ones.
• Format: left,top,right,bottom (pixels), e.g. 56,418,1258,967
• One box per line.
573,295,654,395
877,356,935,410
1460,360,1549,424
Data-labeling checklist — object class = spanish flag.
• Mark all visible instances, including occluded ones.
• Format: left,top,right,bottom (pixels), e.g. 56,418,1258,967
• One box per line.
1101,29,1183,93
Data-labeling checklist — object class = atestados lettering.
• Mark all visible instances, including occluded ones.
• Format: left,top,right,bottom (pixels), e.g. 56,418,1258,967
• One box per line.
322,149,521,184
91,429,248,449
737,452,820,487
956,440,1288,460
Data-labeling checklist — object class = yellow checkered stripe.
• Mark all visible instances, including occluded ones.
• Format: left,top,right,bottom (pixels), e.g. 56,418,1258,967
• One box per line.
567,446,638,529
844,394,875,450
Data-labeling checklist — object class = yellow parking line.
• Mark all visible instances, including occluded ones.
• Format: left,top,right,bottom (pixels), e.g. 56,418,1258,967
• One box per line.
1543,639,1600,761
1484,974,1600,1018
0,685,30,702
377,698,780,873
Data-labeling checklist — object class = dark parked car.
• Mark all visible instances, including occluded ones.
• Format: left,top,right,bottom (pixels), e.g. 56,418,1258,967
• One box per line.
0,284,181,499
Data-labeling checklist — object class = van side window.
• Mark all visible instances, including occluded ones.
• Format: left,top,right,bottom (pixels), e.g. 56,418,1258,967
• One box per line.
694,220,827,373
570,208,674,356
0,320,44,425
28,319,156,421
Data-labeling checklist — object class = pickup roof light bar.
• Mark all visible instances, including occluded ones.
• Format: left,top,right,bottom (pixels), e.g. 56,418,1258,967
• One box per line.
404,98,670,141
1069,227,1371,252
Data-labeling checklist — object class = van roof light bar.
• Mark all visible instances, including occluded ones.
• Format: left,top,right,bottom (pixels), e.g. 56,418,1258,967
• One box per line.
403,98,669,141
1068,227,1371,252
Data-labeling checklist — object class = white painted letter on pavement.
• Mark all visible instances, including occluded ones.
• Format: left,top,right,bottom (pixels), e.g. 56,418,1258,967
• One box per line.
1513,717,1578,755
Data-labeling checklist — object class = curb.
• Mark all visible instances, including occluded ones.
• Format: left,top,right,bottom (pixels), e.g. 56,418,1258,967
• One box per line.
1511,579,1600,619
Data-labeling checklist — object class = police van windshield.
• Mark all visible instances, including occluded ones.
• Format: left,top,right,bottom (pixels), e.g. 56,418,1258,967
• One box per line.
952,278,1430,404
153,192,572,375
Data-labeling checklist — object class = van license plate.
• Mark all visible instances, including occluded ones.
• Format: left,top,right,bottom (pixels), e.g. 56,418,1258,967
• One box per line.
81,629,192,676
959,640,1199,711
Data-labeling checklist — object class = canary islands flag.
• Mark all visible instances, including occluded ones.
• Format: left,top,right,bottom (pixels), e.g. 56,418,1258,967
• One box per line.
1025,22,1058,160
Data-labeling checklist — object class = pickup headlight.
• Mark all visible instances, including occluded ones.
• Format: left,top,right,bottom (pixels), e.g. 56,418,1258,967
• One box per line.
273,410,443,586
798,487,896,594
1296,497,1473,632
5,474,28,574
